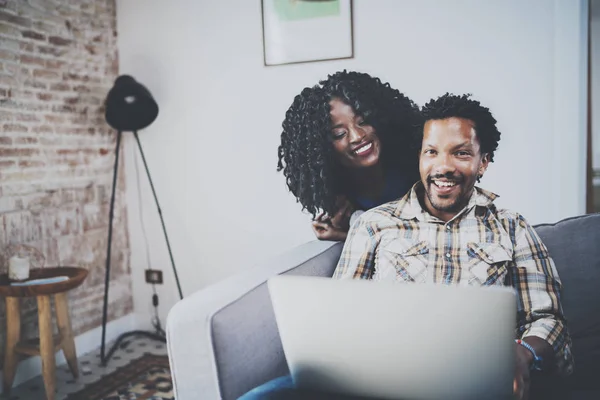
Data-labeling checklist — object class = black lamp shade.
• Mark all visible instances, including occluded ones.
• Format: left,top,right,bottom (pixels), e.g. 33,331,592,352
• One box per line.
105,75,158,131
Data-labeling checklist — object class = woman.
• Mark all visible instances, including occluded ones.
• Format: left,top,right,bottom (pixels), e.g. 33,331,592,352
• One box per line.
237,72,420,399
277,70,421,241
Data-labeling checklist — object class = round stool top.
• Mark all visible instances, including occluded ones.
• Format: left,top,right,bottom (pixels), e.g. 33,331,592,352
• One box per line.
0,267,88,297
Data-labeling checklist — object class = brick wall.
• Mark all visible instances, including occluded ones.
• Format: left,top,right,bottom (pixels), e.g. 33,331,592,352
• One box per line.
0,0,132,367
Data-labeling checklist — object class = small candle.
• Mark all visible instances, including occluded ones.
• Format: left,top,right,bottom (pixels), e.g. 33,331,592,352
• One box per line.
8,255,30,281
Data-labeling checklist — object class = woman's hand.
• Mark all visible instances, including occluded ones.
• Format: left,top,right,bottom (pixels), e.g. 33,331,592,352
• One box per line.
311,197,355,242
311,214,348,241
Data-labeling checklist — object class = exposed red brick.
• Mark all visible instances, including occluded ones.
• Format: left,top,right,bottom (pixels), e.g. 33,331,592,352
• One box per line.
37,45,66,57
46,59,66,69
33,69,60,80
63,127,88,135
23,79,46,90
31,125,53,134
73,84,90,93
0,0,128,362
57,149,86,156
0,148,38,157
2,170,46,181
36,92,52,101
21,30,46,41
69,115,88,125
50,82,70,91
20,54,45,67
64,96,80,105
48,36,72,46
2,123,28,133
19,42,34,52
44,114,65,124
15,113,40,122
15,137,38,145
52,104,76,113
0,10,31,28
63,72,90,82
0,160,16,168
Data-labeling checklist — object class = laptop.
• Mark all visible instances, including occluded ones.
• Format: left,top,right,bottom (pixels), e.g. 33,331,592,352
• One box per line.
268,275,517,400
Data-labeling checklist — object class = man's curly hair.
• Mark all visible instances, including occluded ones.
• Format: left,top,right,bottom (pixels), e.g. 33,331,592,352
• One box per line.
277,70,421,217
419,93,501,162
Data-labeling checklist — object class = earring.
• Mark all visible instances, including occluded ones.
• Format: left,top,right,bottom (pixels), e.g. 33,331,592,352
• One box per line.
476,174,482,183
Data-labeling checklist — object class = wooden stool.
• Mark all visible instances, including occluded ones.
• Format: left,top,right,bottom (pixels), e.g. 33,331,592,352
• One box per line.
0,267,88,400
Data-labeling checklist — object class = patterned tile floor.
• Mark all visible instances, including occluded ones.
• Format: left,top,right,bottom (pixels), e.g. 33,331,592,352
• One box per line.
1,336,168,400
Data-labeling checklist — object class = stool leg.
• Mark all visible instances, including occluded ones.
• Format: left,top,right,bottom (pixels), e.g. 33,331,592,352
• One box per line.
37,295,55,400
3,297,20,395
55,292,78,379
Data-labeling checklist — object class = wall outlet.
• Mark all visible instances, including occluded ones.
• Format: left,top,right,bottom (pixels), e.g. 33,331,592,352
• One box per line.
145,269,163,284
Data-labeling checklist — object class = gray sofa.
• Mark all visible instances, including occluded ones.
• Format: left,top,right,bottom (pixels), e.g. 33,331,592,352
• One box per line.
166,213,600,400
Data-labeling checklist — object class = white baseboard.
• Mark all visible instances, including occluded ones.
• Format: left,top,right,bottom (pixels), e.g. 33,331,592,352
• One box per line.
0,313,136,393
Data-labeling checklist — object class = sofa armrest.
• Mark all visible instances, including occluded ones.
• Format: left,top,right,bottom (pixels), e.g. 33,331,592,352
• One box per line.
166,240,343,400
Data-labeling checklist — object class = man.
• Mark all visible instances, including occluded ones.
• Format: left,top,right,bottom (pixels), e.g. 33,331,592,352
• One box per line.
334,93,573,400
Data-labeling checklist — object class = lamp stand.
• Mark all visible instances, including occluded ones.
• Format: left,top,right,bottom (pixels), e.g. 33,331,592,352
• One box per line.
100,130,184,366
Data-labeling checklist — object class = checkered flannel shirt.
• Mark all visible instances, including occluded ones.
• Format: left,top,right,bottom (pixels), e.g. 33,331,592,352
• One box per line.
333,183,574,376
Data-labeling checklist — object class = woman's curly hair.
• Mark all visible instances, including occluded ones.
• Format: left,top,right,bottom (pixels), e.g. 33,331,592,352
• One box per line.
277,70,421,217
419,93,501,162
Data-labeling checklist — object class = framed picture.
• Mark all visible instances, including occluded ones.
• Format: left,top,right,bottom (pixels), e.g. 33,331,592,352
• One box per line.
261,0,354,66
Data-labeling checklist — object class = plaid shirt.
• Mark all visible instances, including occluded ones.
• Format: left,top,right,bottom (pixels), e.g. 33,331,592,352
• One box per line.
333,183,573,375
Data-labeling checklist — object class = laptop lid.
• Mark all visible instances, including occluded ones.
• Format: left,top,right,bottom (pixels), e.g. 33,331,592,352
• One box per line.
268,275,516,400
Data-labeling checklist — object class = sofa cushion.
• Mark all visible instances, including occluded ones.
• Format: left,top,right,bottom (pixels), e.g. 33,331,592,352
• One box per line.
533,213,600,391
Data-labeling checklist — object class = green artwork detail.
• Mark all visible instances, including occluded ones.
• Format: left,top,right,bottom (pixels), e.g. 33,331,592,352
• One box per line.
273,0,341,21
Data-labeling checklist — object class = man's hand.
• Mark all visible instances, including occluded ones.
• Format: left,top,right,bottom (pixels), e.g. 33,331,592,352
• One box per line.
513,336,554,399
513,342,533,400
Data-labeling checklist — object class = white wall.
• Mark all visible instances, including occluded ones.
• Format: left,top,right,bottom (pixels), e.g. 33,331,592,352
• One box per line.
116,0,588,328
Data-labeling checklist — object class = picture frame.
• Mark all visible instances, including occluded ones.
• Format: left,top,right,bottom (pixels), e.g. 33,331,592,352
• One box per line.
261,0,354,66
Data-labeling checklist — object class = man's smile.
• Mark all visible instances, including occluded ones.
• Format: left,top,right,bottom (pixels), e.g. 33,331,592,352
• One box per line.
428,177,461,197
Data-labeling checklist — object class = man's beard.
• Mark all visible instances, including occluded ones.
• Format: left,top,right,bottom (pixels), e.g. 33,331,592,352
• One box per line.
425,190,465,213
425,173,470,213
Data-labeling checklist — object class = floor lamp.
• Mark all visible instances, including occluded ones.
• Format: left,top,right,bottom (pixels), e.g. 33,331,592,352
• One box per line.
100,75,184,365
